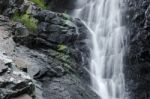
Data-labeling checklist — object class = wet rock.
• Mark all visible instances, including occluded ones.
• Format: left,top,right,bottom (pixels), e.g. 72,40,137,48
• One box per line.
42,74,98,99
125,0,150,98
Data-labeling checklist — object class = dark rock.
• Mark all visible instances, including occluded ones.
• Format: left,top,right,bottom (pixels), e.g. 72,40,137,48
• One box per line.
14,10,91,71
0,0,41,18
124,0,150,99
12,9,98,99
13,23,30,38
0,1,99,99
46,0,90,14
46,0,77,13
0,60,8,75
34,10,56,22
42,74,98,99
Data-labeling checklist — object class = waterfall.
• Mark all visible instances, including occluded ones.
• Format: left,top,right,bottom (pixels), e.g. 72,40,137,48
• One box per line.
72,0,127,99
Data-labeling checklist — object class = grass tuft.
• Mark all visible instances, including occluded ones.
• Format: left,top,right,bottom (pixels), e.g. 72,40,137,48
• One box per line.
31,0,47,9
57,44,68,51
12,12,38,32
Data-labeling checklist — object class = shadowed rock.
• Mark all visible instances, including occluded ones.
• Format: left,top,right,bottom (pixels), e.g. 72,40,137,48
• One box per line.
124,0,150,98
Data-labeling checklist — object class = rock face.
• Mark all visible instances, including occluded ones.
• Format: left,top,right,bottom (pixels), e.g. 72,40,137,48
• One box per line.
0,62,34,99
0,15,35,99
0,0,40,17
0,0,99,98
13,10,91,81
12,10,98,99
124,0,150,99
46,0,77,13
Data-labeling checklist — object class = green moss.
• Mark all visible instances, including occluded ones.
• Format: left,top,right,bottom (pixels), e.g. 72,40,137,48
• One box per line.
57,44,67,51
31,0,47,9
12,12,38,32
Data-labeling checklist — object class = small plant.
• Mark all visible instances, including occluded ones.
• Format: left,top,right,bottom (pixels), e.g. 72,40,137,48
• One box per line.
57,44,68,51
31,0,48,9
12,12,38,32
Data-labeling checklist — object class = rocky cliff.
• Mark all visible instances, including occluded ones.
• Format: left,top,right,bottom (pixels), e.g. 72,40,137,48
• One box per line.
125,0,150,99
0,0,99,99
1,0,150,99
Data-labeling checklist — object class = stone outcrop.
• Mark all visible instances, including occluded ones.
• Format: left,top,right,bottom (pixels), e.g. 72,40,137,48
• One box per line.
13,10,91,82
0,0,41,17
0,15,35,99
12,10,98,99
0,61,34,99
0,0,99,99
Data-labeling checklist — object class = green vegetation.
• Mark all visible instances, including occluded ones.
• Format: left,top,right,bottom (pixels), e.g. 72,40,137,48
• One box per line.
12,12,38,31
57,44,68,51
31,0,47,9
11,0,48,31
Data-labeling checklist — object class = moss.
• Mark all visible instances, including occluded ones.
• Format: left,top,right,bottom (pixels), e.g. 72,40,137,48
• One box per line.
57,44,68,51
31,0,48,9
12,12,38,32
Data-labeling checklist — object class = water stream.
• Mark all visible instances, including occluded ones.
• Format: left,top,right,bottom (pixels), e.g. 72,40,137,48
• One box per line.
73,0,126,99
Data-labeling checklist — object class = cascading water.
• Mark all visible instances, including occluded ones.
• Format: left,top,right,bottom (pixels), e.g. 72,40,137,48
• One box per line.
72,0,126,99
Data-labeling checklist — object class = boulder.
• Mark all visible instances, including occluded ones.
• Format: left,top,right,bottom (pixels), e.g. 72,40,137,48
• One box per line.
0,54,34,99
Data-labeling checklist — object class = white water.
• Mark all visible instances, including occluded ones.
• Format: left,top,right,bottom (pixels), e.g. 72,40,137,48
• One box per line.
73,0,126,99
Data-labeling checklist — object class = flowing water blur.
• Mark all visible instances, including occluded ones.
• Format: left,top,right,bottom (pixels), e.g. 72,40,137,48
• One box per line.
72,0,126,99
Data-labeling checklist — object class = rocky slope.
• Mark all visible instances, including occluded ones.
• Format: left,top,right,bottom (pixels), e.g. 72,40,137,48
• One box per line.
0,15,34,99
0,0,99,99
125,0,150,99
